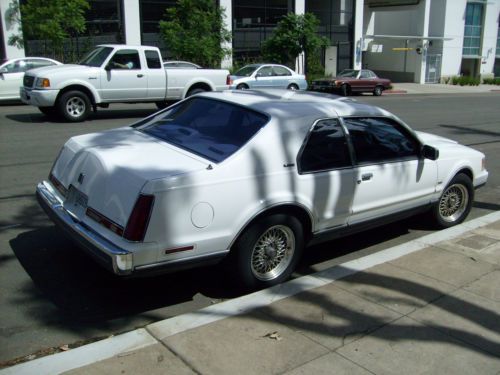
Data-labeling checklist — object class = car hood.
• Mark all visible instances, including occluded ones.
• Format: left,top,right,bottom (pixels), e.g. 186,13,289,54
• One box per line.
25,64,98,77
416,131,458,147
51,127,208,225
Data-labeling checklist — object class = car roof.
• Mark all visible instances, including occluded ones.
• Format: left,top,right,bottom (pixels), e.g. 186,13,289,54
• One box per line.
199,90,392,120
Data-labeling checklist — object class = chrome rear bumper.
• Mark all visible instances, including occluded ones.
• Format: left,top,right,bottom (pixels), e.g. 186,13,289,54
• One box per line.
36,181,133,275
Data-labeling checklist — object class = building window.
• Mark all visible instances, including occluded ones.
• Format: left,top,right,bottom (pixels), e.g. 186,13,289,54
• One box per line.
232,0,294,61
463,2,483,57
306,0,355,73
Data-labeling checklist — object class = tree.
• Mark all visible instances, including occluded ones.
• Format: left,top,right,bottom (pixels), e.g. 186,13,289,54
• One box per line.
262,13,329,73
7,0,89,59
159,0,231,67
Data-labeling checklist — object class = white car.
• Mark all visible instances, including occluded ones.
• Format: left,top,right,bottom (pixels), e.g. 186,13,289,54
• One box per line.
0,57,61,100
36,90,488,289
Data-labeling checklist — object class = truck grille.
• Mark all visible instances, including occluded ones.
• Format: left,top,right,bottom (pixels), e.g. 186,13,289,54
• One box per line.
23,75,35,88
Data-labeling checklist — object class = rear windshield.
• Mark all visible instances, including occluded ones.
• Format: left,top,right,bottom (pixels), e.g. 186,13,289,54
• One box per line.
135,97,269,163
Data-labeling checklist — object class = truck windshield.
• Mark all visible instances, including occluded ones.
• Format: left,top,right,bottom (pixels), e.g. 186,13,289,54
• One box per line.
79,47,113,67
134,97,269,163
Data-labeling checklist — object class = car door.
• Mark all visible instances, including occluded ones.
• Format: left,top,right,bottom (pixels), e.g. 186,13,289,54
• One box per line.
343,117,438,224
252,66,275,89
272,65,292,88
297,118,357,231
0,60,28,99
100,49,148,100
357,70,374,91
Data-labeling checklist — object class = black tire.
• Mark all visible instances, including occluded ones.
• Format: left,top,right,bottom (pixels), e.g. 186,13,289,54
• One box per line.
430,173,473,228
186,87,207,97
340,84,349,96
57,90,91,122
38,106,57,118
373,86,383,96
230,214,304,290
287,83,299,91
155,100,175,110
236,83,249,90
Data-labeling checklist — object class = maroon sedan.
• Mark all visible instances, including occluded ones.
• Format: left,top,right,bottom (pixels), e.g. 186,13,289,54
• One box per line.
310,69,391,96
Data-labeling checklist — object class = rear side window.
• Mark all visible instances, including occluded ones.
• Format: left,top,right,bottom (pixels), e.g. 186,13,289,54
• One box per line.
299,118,351,173
136,98,269,162
145,50,162,69
343,117,419,164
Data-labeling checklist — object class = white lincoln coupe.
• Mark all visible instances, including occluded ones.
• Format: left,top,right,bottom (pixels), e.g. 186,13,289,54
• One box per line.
37,90,488,289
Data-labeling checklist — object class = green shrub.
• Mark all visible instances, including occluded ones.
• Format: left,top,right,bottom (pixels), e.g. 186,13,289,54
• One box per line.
450,76,480,86
483,77,500,85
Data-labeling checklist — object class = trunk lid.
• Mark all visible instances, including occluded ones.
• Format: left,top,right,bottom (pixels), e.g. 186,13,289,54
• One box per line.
51,127,207,226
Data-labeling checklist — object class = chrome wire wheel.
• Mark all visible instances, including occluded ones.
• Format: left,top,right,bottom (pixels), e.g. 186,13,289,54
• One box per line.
250,225,295,281
65,96,86,118
438,183,469,223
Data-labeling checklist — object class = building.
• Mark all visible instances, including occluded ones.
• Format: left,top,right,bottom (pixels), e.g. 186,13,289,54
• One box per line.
1,0,499,82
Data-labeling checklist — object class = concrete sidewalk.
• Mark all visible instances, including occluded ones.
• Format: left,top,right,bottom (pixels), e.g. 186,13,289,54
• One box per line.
3,211,499,375
386,82,500,95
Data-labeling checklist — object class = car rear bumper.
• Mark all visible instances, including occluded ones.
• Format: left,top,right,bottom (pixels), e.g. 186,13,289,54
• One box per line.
36,181,134,275
20,87,59,107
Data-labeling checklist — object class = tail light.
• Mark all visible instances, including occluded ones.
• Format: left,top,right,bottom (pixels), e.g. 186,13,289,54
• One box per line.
226,74,232,85
123,194,155,242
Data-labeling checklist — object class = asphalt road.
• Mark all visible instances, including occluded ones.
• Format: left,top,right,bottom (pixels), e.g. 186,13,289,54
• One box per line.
1,93,499,364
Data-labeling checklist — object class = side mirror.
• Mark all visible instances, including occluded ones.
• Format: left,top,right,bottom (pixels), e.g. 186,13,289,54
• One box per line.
422,145,439,160
104,63,113,71
0,67,8,74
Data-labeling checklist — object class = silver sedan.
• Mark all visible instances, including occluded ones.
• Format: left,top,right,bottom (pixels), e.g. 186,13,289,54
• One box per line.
229,64,308,91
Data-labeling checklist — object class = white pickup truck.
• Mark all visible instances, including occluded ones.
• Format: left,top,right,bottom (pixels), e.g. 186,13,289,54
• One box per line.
20,44,230,122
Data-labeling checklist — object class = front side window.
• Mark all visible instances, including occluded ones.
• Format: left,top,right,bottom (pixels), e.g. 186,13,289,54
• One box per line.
299,118,351,173
108,49,141,70
343,117,419,164
257,66,274,77
135,98,269,163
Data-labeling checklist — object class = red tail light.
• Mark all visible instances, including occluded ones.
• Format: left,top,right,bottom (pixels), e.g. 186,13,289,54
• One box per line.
226,74,232,85
123,194,155,242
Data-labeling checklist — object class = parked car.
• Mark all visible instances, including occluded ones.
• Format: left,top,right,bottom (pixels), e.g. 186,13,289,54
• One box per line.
0,57,61,101
37,90,488,289
20,45,230,121
229,64,308,91
310,69,391,96
164,61,201,69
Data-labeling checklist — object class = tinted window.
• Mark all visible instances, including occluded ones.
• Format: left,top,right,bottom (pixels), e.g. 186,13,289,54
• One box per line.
136,98,269,163
343,117,419,164
145,50,161,69
300,119,351,173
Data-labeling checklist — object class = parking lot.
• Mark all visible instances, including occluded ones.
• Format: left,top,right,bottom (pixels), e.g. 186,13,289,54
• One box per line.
1,92,499,364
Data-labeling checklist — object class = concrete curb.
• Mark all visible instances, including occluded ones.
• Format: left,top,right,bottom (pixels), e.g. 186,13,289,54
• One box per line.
3,210,500,375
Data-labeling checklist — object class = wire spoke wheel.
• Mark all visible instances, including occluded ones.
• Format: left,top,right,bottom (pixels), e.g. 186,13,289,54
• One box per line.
438,183,469,223
250,225,295,281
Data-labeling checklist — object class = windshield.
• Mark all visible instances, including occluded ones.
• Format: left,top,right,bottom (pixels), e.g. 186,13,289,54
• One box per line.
135,97,269,163
338,69,359,78
234,65,259,77
79,47,113,67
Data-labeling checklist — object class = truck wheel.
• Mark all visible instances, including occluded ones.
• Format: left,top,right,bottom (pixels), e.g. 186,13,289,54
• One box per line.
373,86,383,96
58,90,91,122
230,214,304,290
186,88,207,97
430,173,473,229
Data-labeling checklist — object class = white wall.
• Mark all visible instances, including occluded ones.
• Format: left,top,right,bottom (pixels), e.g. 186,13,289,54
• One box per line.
353,0,364,69
440,0,466,78
481,0,500,77
220,0,233,69
0,0,25,59
122,0,141,45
